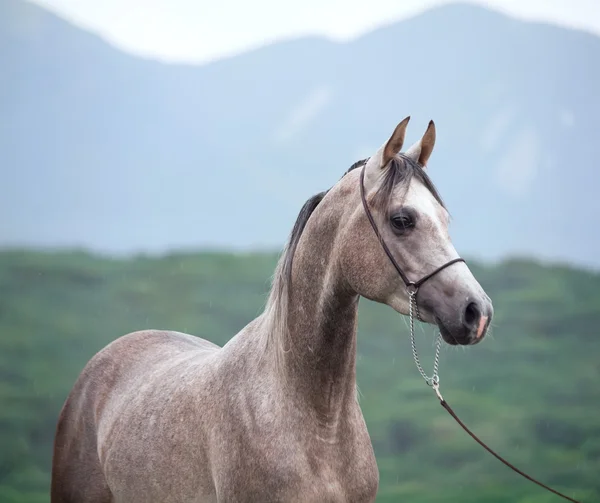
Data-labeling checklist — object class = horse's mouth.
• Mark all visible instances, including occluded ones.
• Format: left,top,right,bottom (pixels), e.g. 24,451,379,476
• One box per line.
437,319,483,346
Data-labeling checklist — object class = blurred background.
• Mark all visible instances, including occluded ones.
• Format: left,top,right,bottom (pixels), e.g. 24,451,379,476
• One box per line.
1,0,599,501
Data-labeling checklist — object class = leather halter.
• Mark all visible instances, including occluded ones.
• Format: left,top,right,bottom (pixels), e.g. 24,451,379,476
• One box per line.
359,164,465,296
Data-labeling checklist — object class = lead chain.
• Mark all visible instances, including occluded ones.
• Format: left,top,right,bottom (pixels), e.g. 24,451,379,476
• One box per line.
409,290,442,388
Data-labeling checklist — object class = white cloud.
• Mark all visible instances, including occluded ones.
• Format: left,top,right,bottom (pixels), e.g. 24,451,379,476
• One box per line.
559,108,575,128
494,126,541,197
480,105,517,153
273,86,333,144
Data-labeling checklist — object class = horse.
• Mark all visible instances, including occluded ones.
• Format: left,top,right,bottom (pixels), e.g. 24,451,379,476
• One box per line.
51,116,493,503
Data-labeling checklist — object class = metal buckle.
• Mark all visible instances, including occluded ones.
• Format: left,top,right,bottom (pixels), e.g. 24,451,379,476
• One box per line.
432,380,444,402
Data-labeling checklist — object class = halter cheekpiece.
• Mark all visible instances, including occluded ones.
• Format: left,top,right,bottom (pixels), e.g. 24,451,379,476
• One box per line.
358,164,465,294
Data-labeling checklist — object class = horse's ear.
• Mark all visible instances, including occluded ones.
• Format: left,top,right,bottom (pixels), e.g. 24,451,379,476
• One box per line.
405,120,436,167
382,116,411,167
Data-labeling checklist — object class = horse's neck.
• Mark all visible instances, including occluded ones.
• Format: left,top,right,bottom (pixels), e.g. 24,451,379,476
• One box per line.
278,224,360,420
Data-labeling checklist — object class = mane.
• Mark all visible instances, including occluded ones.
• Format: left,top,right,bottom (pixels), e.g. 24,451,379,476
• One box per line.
260,155,445,374
260,191,327,374
372,154,446,212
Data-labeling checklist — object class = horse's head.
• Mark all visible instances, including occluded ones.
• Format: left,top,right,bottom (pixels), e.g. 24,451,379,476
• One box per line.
338,117,493,345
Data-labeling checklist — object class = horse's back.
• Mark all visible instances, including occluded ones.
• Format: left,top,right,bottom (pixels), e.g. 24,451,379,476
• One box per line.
100,329,221,363
51,329,221,503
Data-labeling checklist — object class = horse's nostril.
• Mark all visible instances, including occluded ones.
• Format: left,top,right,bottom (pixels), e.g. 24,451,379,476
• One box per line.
464,302,480,328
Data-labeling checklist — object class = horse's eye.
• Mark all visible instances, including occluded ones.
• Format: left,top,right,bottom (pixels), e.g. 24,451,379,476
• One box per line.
390,212,415,234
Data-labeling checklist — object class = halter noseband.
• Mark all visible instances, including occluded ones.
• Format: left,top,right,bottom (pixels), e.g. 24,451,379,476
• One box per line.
358,164,465,296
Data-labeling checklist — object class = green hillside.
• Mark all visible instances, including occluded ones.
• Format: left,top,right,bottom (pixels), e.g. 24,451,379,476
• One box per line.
0,250,598,502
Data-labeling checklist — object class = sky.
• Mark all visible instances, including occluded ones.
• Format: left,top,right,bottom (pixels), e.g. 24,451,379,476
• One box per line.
31,0,600,63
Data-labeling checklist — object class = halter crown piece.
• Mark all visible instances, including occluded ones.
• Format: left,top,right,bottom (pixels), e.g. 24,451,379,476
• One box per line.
358,163,581,503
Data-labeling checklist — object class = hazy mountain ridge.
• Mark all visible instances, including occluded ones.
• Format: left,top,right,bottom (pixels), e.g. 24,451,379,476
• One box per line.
2,0,599,267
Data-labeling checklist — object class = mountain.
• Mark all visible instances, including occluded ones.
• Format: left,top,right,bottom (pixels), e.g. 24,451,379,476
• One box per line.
2,0,599,267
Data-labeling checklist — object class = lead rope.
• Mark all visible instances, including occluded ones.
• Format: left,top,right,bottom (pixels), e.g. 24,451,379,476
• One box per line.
408,288,582,503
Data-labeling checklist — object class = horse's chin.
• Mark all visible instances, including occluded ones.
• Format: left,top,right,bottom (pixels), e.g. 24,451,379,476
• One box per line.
437,319,478,346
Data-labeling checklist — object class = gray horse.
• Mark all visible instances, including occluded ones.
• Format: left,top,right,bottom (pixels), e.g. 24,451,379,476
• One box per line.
51,117,493,503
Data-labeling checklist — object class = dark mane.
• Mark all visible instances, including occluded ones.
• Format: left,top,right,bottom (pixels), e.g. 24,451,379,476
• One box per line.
280,155,446,285
371,154,446,212
280,190,328,287
278,158,370,285
345,158,370,176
